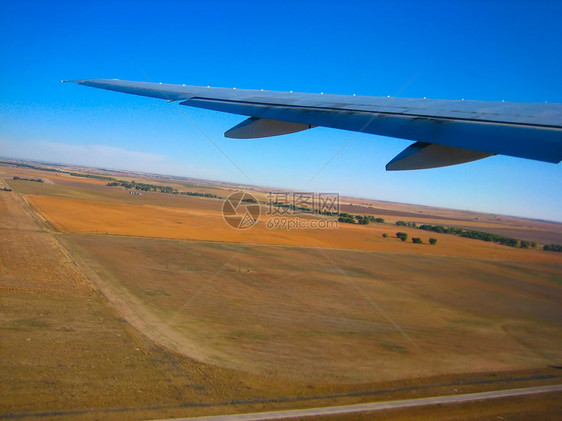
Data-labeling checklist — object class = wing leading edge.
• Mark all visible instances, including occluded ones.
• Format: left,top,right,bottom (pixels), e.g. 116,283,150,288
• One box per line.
63,79,562,170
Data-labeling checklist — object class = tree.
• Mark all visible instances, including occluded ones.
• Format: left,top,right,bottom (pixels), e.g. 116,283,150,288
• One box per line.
338,213,355,224
396,232,408,241
382,233,388,238
520,240,530,249
355,215,369,225
429,238,437,245
412,237,422,244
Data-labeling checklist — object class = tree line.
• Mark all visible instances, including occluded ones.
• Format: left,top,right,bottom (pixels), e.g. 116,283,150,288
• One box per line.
69,172,115,181
416,223,522,247
13,176,43,183
394,232,437,244
2,161,116,180
394,221,541,249
108,180,222,198
181,191,222,199
1,161,59,172
108,180,177,193
338,213,385,225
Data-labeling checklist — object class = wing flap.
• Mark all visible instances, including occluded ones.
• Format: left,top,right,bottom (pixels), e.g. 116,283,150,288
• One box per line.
386,142,494,171
224,117,315,139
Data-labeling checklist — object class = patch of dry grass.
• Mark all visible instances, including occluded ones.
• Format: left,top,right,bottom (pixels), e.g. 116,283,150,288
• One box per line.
63,234,562,383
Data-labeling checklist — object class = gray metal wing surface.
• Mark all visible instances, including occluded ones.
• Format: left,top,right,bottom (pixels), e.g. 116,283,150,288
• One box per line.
63,79,562,170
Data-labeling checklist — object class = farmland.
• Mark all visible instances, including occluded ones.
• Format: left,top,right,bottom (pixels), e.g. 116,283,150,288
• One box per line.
1,161,561,420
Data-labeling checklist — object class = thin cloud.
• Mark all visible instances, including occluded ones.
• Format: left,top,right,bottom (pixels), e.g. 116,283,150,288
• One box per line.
0,139,219,178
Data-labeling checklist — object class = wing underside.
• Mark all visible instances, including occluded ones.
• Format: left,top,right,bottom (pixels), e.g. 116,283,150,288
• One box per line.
63,79,562,170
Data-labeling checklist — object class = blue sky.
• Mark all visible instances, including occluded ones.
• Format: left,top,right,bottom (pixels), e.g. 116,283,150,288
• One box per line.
1,0,561,221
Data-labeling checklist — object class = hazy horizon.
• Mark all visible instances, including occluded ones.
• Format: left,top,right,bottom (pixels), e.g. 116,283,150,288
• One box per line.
3,154,561,225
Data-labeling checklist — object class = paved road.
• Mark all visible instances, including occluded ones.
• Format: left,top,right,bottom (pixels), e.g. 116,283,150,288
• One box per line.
152,384,562,421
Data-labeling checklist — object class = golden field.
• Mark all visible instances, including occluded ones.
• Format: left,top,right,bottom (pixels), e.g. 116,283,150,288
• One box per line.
25,192,562,262
1,162,561,420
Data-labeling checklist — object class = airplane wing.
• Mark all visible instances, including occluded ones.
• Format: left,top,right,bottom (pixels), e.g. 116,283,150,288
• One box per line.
63,79,562,170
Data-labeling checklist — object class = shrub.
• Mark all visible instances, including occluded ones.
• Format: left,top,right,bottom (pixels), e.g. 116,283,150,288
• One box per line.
396,232,408,241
